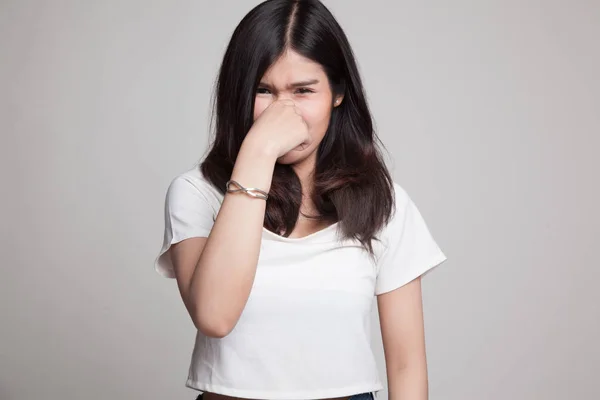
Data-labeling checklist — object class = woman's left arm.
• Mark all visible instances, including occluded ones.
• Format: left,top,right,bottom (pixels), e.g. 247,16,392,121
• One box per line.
378,276,428,400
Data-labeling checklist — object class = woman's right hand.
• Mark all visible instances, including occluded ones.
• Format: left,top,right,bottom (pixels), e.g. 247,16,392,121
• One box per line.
245,100,311,159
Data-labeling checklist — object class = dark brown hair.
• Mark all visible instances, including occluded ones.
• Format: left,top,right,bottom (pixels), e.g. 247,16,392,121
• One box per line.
200,0,394,253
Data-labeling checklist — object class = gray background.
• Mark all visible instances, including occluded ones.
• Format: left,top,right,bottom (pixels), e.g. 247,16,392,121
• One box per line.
1,0,598,399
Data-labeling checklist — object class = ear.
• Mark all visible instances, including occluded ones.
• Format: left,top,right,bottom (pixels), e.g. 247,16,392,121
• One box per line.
333,95,344,107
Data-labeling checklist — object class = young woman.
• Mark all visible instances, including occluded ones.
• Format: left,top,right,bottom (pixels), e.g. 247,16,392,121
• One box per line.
155,1,447,399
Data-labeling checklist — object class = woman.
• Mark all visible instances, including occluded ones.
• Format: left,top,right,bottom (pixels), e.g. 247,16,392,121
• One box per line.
155,0,447,399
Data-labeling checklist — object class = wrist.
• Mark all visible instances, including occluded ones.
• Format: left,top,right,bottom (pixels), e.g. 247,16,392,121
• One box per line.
231,137,278,194
241,131,279,162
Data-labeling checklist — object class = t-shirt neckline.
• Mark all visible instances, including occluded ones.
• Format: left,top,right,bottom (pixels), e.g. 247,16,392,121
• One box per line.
261,222,340,243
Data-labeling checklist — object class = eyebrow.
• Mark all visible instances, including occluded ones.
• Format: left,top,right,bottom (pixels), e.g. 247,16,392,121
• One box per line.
259,79,320,89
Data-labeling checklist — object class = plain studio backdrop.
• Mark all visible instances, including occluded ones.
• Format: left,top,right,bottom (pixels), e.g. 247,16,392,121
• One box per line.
1,0,599,399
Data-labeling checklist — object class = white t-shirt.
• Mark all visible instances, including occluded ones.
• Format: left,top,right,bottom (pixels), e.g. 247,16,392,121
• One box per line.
155,166,447,400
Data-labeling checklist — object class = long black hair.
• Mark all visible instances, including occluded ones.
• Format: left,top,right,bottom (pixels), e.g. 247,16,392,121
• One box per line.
201,0,394,253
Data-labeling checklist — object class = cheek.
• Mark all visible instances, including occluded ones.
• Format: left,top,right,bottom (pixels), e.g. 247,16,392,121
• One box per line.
253,97,270,121
298,101,332,133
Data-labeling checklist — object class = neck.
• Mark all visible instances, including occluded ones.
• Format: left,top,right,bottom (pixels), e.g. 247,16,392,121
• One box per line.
291,151,317,195
291,151,319,216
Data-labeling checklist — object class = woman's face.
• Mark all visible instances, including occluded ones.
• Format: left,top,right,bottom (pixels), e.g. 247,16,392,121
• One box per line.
253,49,343,166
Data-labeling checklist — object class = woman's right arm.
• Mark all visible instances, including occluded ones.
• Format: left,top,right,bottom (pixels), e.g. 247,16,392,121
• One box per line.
170,141,276,338
169,100,309,338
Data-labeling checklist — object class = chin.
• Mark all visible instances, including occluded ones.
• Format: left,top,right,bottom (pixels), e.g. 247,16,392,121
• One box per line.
275,152,303,165
276,147,315,166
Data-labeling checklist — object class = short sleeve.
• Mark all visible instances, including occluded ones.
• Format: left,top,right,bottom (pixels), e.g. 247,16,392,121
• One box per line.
154,176,216,279
374,185,447,295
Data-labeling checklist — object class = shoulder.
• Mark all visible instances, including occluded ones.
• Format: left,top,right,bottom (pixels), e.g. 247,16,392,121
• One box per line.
165,165,224,209
385,181,412,227
391,181,411,211
376,181,422,243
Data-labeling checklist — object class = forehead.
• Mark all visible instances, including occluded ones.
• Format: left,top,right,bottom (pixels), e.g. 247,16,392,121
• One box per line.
261,50,326,83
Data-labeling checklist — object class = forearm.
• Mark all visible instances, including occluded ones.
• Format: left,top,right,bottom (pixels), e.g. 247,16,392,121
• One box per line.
387,361,428,400
190,138,277,336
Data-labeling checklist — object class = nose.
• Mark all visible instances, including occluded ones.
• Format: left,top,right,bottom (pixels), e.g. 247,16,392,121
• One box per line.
275,93,293,102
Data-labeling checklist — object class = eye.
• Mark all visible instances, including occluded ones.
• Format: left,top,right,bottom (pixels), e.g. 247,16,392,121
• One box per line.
256,87,271,94
296,88,314,94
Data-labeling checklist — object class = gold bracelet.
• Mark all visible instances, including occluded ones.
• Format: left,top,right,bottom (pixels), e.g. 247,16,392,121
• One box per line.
225,180,269,200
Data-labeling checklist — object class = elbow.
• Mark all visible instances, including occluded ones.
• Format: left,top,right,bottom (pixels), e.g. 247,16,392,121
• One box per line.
187,286,240,338
197,321,233,339
387,356,428,376
192,310,236,339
